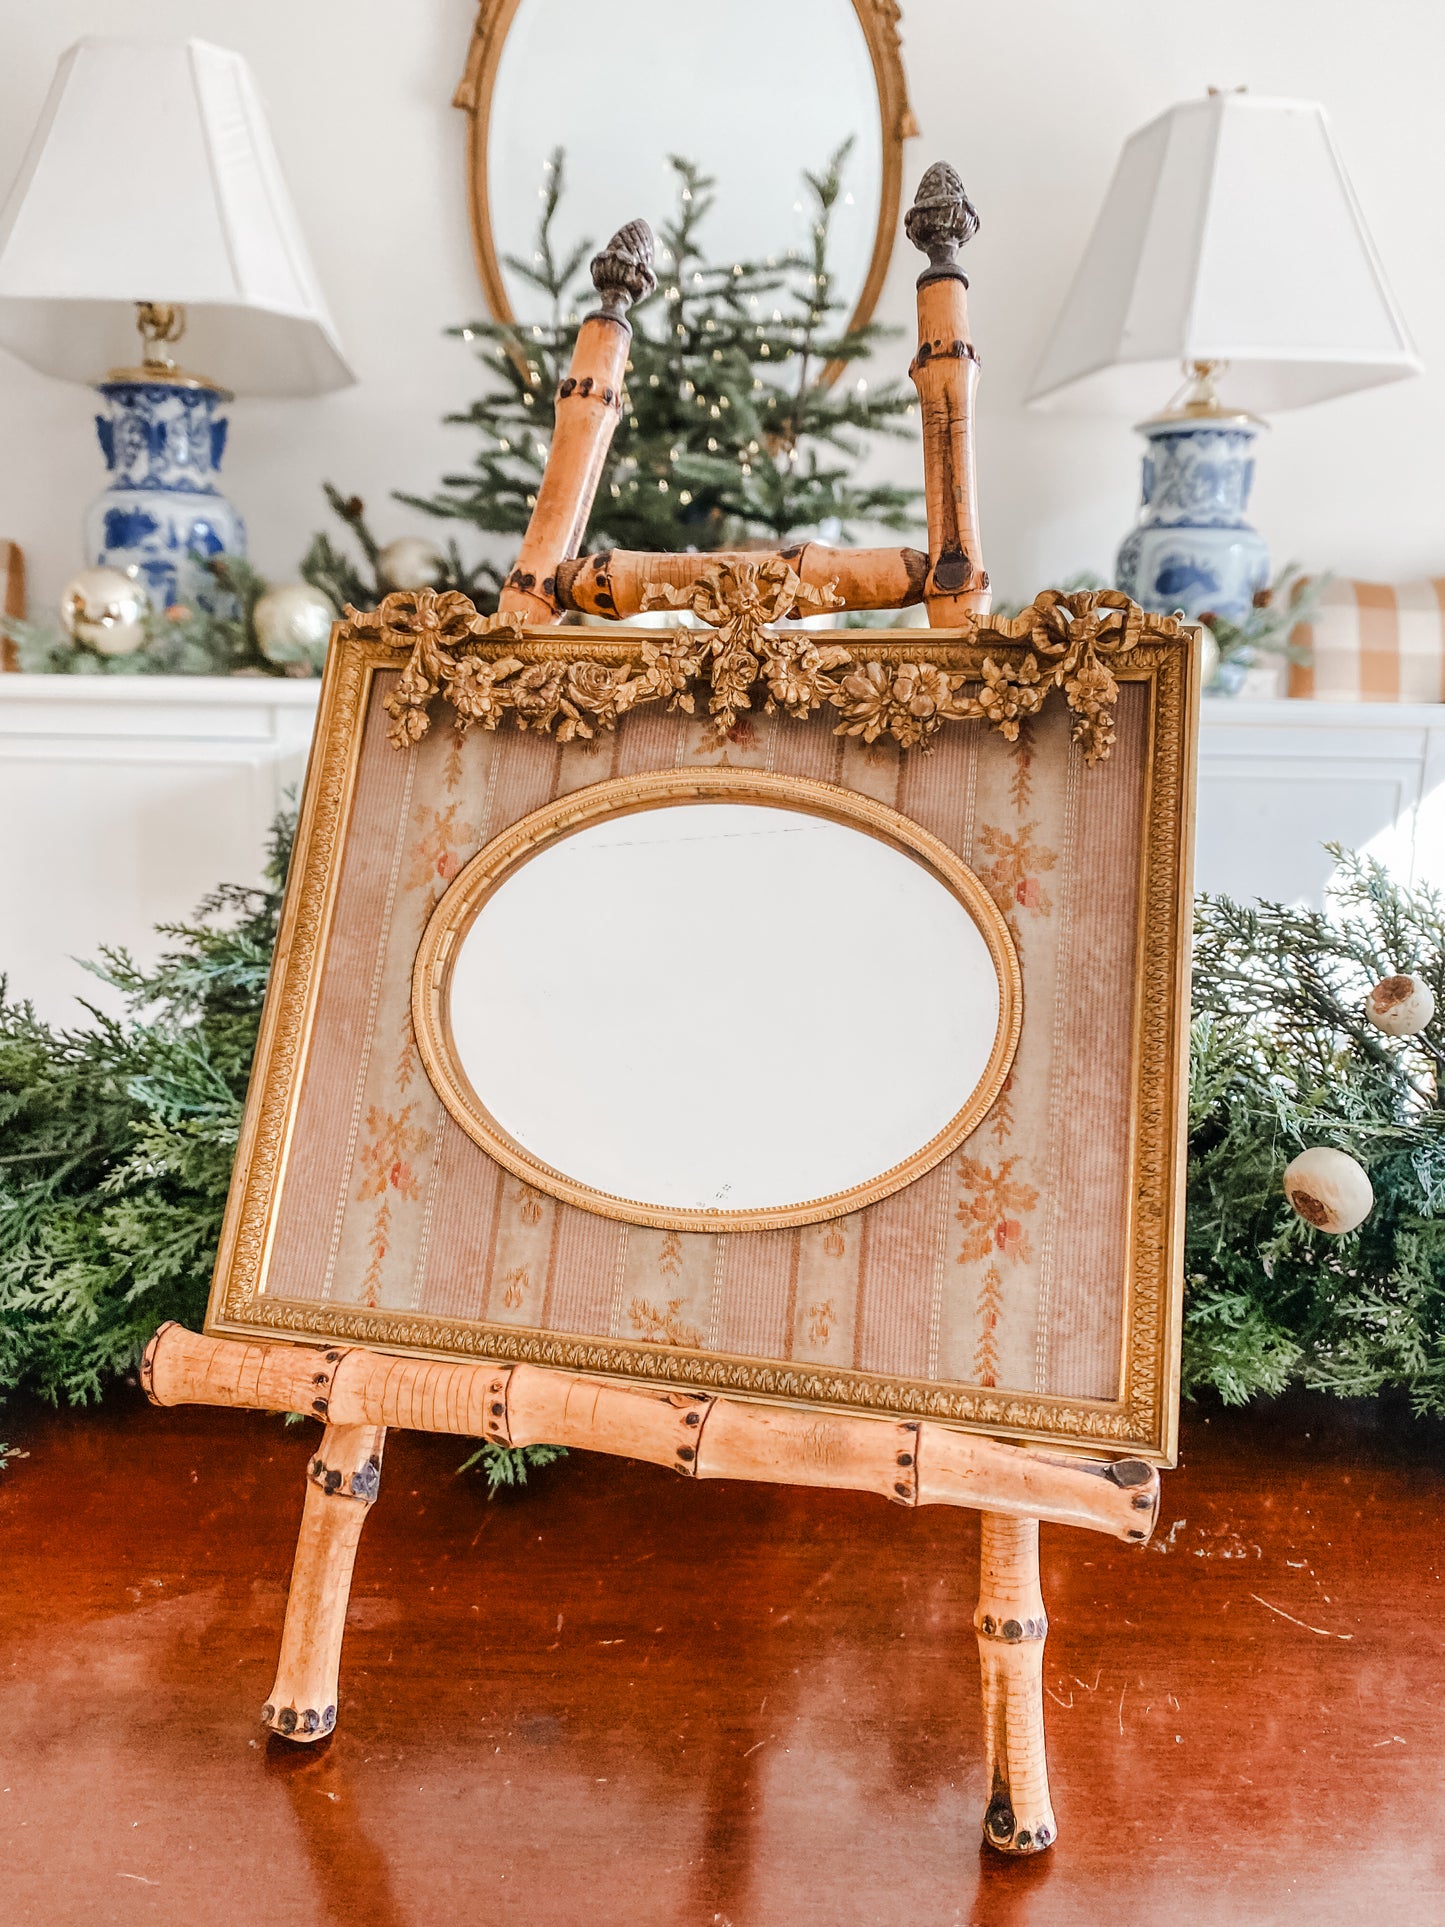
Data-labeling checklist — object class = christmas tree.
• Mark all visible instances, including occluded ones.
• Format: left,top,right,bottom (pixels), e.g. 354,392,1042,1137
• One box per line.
336,145,921,595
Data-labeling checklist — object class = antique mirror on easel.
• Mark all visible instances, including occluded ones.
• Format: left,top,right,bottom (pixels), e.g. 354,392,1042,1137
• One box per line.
142,3,1199,1869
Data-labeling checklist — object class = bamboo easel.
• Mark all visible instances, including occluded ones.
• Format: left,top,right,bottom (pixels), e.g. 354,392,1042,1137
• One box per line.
145,163,1167,1858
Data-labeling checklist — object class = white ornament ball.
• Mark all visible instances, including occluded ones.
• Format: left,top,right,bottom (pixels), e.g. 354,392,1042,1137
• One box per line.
61,567,149,656
1364,972,1436,1037
1198,625,1221,690
253,583,334,670
1283,1147,1374,1236
378,536,446,592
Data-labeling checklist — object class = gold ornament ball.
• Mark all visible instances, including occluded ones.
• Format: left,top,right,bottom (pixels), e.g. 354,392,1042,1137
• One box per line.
1282,1146,1374,1236
1364,971,1436,1037
378,536,446,591
60,568,150,656
253,583,334,670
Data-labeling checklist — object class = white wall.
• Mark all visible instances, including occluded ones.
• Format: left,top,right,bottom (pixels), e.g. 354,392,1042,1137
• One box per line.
1,0,1442,612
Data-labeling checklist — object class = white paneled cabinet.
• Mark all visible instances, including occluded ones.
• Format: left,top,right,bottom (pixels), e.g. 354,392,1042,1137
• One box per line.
3,679,1443,1024
1193,699,1445,904
2,677,319,1023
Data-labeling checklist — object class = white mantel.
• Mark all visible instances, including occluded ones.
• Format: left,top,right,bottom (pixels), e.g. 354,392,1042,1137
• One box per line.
3,677,1444,1024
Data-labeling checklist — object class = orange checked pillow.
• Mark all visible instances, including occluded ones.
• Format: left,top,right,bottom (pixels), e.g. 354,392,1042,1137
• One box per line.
1289,578,1445,702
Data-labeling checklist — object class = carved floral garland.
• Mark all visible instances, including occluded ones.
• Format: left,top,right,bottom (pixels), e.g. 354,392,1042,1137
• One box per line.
353,559,1183,763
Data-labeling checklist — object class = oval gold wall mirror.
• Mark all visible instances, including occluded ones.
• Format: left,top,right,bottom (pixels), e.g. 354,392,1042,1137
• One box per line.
455,0,916,356
413,768,1019,1234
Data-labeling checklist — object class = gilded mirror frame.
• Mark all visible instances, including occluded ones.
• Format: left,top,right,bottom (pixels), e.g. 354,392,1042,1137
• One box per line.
412,765,1021,1234
453,0,917,364
202,603,1197,1462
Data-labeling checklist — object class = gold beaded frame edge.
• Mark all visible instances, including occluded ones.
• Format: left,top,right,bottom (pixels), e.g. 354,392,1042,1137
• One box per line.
204,618,1198,1464
411,766,1022,1234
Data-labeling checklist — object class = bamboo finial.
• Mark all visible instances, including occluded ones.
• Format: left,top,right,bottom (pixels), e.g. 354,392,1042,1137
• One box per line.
905,162,980,287
590,219,657,319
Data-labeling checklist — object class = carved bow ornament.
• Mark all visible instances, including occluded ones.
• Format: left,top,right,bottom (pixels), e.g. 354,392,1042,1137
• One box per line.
639,557,847,734
355,573,1174,762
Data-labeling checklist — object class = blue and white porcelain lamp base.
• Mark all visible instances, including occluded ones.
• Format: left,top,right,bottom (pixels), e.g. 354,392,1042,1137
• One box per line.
84,306,246,614
1114,364,1269,641
86,372,245,614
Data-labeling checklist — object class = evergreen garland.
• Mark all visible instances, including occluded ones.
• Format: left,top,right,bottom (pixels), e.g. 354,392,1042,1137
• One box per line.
7,556,296,678
3,825,1443,1454
0,824,284,1400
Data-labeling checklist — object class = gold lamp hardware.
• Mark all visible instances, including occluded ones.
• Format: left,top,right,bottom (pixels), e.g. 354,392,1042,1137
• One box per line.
105,300,225,392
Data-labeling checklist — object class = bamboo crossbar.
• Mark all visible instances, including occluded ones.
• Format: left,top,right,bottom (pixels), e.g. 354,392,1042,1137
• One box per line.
143,1324,1158,1543
553,544,930,619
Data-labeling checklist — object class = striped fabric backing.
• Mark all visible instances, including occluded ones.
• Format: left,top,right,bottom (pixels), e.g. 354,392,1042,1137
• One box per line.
263,674,1150,1405
1289,579,1445,701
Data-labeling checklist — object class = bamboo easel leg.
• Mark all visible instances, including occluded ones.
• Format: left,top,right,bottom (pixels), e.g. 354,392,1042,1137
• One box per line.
975,1513,1056,1854
262,1423,386,1743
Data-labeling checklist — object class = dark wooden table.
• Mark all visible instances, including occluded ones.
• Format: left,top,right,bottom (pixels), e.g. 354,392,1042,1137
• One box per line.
1,1383,1441,1925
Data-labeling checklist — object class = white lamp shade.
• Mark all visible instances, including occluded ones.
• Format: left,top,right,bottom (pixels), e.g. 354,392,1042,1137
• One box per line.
0,37,354,397
1027,93,1420,415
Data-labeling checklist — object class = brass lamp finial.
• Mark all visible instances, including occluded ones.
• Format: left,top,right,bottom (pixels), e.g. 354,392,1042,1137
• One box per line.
1180,358,1227,415
136,301,186,372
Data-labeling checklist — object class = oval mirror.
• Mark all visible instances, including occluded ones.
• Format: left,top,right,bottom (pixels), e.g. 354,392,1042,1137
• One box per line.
456,0,915,350
414,771,1019,1232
